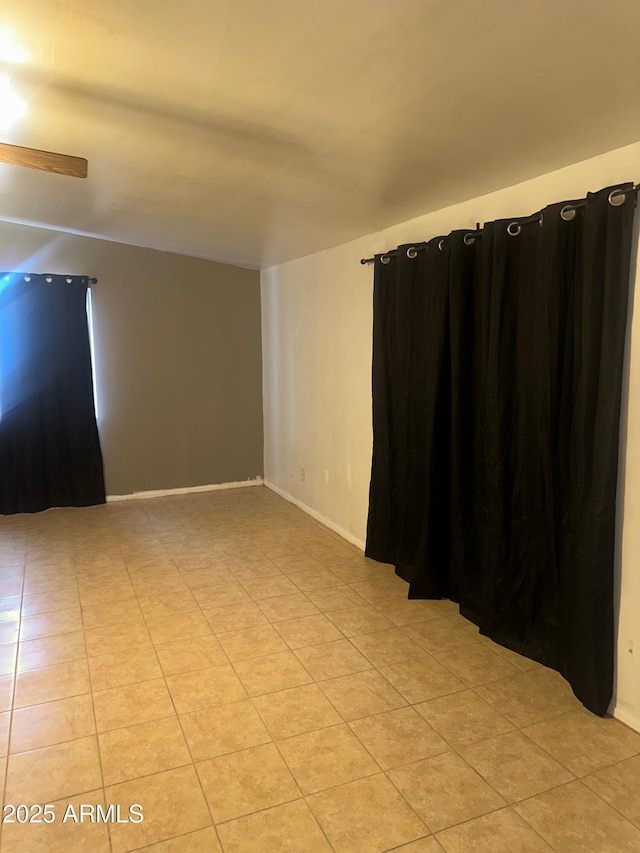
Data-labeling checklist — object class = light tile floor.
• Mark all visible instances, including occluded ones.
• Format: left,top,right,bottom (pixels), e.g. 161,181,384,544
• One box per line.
0,486,639,852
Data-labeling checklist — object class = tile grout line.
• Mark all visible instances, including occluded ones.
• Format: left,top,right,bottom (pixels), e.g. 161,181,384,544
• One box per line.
78,530,114,852
195,557,337,850
0,551,27,852
512,726,640,832
222,540,368,853
126,551,224,852
0,550,31,849
361,624,595,844
428,801,559,852
354,600,640,847
188,499,342,851
235,563,434,851
195,543,385,852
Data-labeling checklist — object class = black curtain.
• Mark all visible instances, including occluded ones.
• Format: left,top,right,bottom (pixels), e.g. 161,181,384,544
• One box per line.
0,273,105,514
365,183,636,716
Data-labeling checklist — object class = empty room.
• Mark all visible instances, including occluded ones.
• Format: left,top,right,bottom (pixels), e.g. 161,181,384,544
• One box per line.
1,1,640,851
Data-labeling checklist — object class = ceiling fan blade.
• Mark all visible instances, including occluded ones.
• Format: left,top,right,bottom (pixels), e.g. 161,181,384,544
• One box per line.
0,142,87,178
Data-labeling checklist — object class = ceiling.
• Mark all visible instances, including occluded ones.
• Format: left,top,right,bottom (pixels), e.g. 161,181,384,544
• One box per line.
0,0,639,269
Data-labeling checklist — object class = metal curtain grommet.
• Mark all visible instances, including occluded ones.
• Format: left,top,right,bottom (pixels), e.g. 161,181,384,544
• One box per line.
438,239,445,251
609,189,626,207
24,275,30,282
380,255,391,264
507,222,521,236
539,212,544,227
45,276,53,283
406,246,418,259
560,205,576,221
463,233,475,246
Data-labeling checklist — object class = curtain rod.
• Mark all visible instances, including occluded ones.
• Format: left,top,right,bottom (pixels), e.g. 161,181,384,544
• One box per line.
1,273,98,284
359,184,640,265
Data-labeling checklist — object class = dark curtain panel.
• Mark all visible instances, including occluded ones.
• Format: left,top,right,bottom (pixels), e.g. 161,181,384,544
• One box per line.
365,184,636,716
0,274,105,514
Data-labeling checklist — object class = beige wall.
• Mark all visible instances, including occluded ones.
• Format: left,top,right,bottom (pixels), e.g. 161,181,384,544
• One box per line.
0,222,263,495
261,140,640,730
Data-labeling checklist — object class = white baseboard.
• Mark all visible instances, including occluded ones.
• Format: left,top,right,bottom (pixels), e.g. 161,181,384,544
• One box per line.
107,477,263,502
611,703,640,734
264,480,366,552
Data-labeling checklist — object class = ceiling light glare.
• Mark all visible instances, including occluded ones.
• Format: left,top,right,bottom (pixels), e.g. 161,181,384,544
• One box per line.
0,26,29,63
0,73,26,129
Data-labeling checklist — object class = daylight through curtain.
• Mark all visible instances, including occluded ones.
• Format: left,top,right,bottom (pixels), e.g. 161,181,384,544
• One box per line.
0,273,105,514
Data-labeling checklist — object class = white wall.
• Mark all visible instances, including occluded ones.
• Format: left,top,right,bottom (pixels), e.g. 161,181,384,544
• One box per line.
261,140,640,729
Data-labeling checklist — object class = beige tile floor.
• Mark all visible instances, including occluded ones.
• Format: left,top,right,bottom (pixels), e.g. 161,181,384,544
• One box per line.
0,486,639,852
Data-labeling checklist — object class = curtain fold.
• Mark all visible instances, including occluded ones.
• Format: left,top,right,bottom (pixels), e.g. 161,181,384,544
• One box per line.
365,183,636,716
0,274,105,514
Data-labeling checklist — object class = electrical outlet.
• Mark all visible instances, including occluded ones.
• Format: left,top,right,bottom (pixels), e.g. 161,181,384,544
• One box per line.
300,468,305,482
